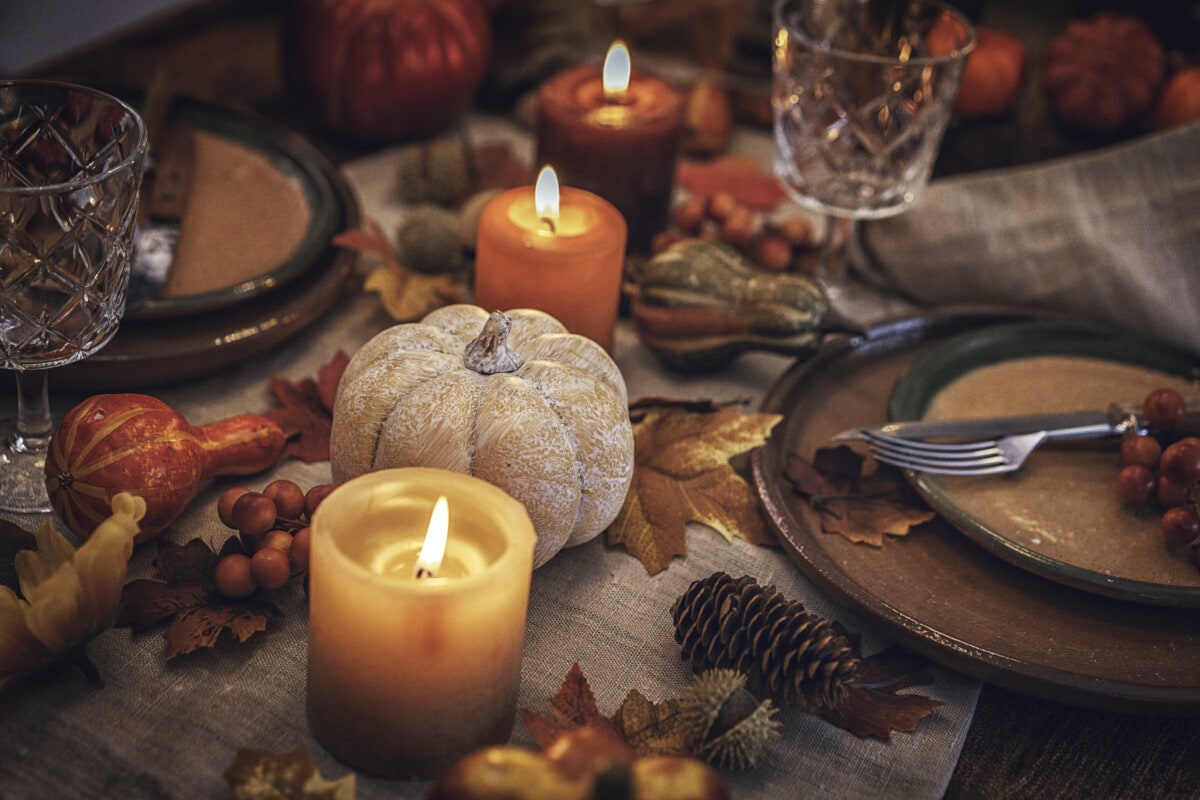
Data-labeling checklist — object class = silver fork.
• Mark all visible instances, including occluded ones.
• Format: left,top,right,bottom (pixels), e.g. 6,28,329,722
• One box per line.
856,425,1125,476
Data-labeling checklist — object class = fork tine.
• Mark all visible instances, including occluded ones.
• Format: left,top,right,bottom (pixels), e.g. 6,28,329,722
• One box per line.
868,449,1019,476
860,430,1000,455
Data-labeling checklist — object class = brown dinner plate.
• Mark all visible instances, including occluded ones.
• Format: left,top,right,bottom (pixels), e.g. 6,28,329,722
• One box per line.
751,308,1200,715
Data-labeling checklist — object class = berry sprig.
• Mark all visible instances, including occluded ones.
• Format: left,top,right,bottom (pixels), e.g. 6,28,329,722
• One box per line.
212,479,337,599
653,192,819,274
1116,388,1200,569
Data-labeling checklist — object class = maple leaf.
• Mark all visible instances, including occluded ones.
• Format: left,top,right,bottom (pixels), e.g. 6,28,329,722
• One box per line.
608,402,782,574
264,350,349,463
612,690,690,758
519,662,623,749
822,646,943,740
520,664,694,762
117,537,279,661
785,444,936,546
334,219,467,323
225,745,355,800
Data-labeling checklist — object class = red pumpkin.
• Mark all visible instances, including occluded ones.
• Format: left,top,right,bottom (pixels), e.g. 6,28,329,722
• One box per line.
45,394,286,544
283,0,492,142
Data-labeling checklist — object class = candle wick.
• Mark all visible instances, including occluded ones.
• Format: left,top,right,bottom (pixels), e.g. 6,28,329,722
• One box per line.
415,564,437,579
539,216,557,234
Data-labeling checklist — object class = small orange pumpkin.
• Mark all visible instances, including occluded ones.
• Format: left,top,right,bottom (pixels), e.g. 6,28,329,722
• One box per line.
45,394,286,544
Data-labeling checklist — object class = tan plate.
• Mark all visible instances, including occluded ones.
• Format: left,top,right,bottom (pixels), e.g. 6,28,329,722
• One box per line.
51,139,359,392
125,95,344,319
891,320,1200,607
751,308,1200,715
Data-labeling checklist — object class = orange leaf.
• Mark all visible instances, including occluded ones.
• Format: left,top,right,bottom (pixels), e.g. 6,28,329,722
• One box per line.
786,445,936,547
608,403,782,574
676,156,786,209
264,350,349,464
164,601,275,660
519,663,625,750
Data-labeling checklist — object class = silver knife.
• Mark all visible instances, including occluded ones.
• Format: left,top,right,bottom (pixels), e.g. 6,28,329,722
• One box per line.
832,406,1143,443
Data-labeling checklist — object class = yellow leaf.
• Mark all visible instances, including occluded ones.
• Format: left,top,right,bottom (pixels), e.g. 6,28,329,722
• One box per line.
225,745,355,800
607,406,782,574
613,690,690,758
364,265,460,323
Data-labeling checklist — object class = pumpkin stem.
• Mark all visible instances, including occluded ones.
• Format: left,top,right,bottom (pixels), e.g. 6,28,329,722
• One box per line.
464,311,524,374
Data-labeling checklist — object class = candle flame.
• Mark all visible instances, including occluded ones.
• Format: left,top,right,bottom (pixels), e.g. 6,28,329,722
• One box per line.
414,496,449,579
603,41,631,99
535,165,560,229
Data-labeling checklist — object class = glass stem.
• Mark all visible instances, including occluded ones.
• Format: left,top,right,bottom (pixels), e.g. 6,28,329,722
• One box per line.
11,369,52,455
817,216,857,283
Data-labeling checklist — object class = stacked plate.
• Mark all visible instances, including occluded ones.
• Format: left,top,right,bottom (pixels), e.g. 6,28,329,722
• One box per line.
58,95,358,391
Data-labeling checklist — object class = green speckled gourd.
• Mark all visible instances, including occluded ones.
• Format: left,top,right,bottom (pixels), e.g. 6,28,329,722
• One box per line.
329,305,634,568
632,240,831,372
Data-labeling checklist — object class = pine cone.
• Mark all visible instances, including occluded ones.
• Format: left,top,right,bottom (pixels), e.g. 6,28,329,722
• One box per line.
671,572,860,711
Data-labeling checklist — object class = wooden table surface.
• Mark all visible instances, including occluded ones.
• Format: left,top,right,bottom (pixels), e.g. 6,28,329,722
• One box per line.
27,1,1200,797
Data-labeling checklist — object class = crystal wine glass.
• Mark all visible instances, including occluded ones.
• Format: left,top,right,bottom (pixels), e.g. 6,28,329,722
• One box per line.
0,81,148,513
772,0,974,286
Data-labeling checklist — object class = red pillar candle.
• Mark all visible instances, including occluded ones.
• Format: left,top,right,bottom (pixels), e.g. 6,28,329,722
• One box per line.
474,167,627,351
536,41,685,254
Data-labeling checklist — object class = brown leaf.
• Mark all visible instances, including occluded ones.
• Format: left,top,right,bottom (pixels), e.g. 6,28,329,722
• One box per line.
820,646,943,740
225,744,355,800
164,601,275,660
612,690,689,758
117,536,280,661
519,663,625,750
264,351,349,464
608,405,782,574
786,445,936,547
117,579,209,632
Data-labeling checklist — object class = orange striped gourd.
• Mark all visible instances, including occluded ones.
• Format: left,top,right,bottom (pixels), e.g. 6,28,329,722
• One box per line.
45,394,286,544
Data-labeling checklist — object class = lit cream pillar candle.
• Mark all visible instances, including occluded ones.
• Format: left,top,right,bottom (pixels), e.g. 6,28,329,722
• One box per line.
473,165,627,352
306,467,536,779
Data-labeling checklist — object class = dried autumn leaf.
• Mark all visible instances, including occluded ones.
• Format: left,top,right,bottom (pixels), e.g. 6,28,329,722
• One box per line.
613,690,690,758
264,350,349,463
786,445,935,547
364,265,463,323
335,217,466,324
519,662,623,750
117,537,279,661
225,745,355,800
608,403,782,574
520,664,691,760
823,646,943,740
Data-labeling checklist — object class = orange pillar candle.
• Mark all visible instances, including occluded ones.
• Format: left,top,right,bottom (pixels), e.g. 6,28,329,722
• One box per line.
306,468,536,779
474,166,627,351
537,41,684,253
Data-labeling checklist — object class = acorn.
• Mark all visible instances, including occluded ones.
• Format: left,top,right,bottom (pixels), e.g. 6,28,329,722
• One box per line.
394,139,470,207
679,669,781,770
395,205,467,274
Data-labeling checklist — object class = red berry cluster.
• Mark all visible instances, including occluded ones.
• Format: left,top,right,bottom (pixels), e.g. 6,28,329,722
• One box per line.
653,192,819,274
212,479,337,599
1116,388,1200,568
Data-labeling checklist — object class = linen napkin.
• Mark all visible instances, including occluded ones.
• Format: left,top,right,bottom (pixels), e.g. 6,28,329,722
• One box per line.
855,121,1200,353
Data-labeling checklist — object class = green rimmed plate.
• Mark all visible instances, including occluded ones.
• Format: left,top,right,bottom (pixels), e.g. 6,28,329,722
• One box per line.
890,320,1200,607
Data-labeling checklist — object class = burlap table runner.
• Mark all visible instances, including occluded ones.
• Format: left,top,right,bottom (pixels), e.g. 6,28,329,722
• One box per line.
0,119,980,799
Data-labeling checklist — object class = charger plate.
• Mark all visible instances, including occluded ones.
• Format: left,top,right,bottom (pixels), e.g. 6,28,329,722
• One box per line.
751,308,1200,714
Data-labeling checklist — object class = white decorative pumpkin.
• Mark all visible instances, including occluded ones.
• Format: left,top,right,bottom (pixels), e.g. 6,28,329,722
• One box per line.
330,304,634,568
